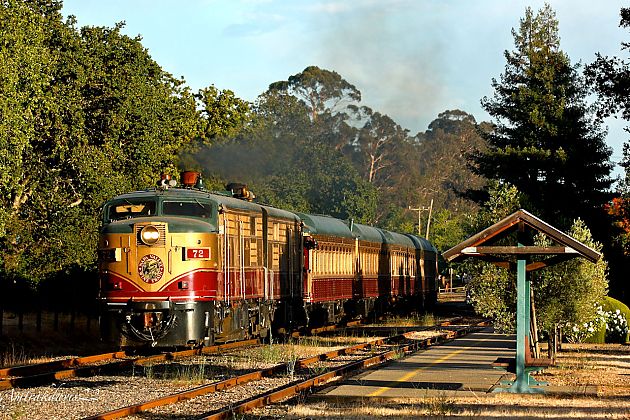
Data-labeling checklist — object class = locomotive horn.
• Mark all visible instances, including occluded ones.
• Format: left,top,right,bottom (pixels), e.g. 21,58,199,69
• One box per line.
226,182,255,201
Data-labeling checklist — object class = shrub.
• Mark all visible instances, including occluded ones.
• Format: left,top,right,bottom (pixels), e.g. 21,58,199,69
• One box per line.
567,297,630,344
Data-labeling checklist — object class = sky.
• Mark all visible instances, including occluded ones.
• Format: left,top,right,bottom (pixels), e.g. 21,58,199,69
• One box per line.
61,0,629,172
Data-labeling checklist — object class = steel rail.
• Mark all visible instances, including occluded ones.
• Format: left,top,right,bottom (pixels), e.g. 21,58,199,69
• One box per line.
0,339,259,391
0,351,128,379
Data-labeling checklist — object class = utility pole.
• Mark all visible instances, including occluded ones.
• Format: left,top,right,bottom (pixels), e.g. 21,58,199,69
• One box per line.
408,199,433,240
425,199,433,240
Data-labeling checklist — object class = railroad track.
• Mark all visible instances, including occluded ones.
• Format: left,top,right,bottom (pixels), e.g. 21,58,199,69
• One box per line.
0,339,259,391
0,315,470,393
84,321,488,420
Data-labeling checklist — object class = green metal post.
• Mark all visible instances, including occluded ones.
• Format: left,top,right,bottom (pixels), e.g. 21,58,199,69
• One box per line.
509,256,528,392
506,256,543,393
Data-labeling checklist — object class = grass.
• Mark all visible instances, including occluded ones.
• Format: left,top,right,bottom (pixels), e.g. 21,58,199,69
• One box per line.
138,357,209,384
422,392,456,416
0,341,53,368
375,312,436,327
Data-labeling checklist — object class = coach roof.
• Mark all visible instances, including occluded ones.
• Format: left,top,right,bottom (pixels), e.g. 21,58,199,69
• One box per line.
297,213,356,239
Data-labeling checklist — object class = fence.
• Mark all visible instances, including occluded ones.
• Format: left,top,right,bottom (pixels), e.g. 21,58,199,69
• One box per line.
0,308,99,338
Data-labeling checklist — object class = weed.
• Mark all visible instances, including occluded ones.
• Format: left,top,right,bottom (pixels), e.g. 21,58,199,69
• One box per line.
259,343,288,364
374,312,437,327
286,347,299,380
0,342,45,368
424,392,455,416
418,312,436,326
9,404,27,420
175,358,207,384
308,364,328,376
143,363,155,380
390,349,405,361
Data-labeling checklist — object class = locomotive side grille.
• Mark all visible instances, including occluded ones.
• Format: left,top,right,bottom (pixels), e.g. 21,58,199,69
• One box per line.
135,224,167,246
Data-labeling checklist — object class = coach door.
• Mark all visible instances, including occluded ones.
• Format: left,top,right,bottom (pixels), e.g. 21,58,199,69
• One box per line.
221,211,248,302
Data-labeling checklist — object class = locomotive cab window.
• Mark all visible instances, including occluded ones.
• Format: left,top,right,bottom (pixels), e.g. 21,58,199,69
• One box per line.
107,200,156,221
163,201,213,219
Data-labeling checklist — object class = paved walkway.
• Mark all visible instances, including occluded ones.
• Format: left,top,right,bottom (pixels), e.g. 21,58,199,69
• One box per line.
320,328,515,399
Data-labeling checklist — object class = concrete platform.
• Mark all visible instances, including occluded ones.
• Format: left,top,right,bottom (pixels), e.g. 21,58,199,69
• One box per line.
319,328,517,399
318,328,600,400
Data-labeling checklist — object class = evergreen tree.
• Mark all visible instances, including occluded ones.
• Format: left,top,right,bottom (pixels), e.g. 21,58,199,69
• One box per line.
470,4,613,230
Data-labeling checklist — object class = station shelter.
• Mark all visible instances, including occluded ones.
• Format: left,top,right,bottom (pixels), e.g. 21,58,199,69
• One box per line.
442,209,601,393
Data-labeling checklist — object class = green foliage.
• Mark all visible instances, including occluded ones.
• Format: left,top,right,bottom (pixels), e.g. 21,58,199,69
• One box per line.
267,65,361,123
185,84,378,224
533,219,608,334
196,85,251,142
0,1,247,286
414,110,488,216
467,263,516,332
471,181,522,231
380,205,416,235
429,209,469,252
586,8,630,123
463,182,522,332
584,7,630,303
471,4,612,230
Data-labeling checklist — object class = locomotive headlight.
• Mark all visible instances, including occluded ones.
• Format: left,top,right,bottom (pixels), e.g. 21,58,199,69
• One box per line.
140,225,160,245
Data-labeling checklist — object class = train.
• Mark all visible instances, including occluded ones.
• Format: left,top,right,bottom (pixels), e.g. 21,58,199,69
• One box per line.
98,172,438,347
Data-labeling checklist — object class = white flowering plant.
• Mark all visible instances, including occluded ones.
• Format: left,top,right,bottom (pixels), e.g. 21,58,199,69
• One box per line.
565,304,629,344
605,309,629,343
565,305,607,343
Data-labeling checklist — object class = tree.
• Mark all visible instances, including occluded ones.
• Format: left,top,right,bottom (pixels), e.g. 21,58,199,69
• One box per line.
187,84,378,224
415,110,488,214
470,4,613,231
533,220,608,336
196,85,251,143
267,65,361,124
585,7,630,303
464,182,523,332
586,8,630,124
344,107,408,185
0,1,245,285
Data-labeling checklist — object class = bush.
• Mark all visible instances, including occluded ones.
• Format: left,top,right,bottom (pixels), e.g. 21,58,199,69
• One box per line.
571,297,630,344
601,296,630,343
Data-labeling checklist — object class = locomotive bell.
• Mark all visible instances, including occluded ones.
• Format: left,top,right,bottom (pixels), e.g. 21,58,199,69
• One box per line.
158,173,177,188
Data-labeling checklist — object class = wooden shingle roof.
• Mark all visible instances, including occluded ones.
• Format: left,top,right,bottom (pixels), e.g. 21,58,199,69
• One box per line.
442,209,601,268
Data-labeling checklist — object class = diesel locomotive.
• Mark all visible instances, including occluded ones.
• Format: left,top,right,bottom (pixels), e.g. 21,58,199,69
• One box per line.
98,172,438,347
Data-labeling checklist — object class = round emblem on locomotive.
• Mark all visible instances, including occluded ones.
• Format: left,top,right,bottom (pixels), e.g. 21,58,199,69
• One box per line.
137,254,164,283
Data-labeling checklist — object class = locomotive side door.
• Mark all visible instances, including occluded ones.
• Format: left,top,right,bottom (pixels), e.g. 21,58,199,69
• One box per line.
261,208,273,300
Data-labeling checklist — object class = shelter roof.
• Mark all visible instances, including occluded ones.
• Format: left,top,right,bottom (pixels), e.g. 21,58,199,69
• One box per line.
442,209,601,264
